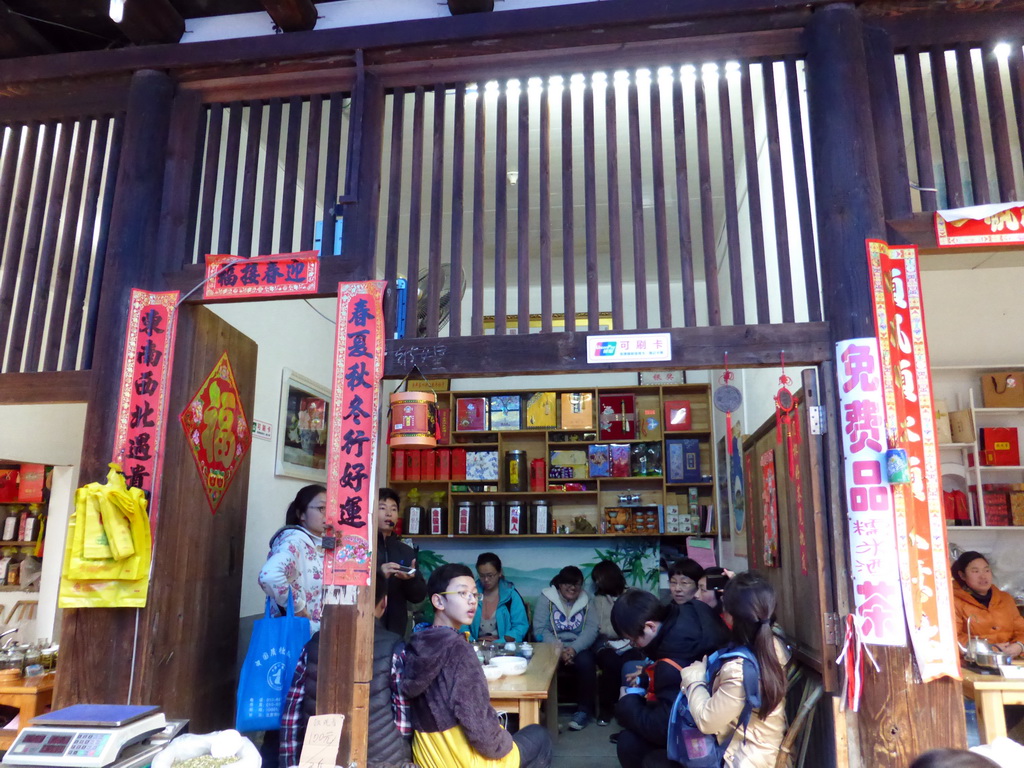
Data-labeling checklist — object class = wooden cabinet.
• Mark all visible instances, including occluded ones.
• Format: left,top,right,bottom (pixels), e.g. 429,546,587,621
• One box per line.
385,384,717,539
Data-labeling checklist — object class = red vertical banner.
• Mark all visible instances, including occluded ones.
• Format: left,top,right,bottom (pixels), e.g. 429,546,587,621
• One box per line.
760,449,779,567
111,289,179,534
324,281,386,587
867,240,960,681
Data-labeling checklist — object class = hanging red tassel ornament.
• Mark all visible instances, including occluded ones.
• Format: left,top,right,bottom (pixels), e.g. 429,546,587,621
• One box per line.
714,352,743,457
774,352,799,478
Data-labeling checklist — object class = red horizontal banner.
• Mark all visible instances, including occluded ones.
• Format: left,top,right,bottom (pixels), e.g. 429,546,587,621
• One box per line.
203,251,320,299
935,204,1024,247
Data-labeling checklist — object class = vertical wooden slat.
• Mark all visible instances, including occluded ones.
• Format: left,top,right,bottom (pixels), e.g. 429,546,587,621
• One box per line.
0,122,39,370
258,97,283,255
538,80,553,333
1010,53,1024,197
279,96,303,252
649,74,672,329
299,95,323,251
237,102,263,257
981,51,1016,201
784,59,822,323
471,85,487,337
81,114,126,369
154,89,205,271
740,66,769,324
930,47,964,208
671,72,697,328
404,86,426,339
0,125,22,247
582,79,599,331
449,84,466,338
44,120,90,371
195,104,223,260
425,84,446,338
955,46,990,204
604,77,624,330
493,85,508,336
321,92,345,258
904,49,938,211
560,76,576,328
25,119,74,371
383,89,405,334
217,102,243,254
718,68,745,326
762,60,795,323
8,120,57,371
517,81,530,335
62,119,108,371
695,76,720,326
627,75,649,330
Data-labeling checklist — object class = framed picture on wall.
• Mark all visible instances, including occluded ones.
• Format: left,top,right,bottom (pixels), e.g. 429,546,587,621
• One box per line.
276,368,330,482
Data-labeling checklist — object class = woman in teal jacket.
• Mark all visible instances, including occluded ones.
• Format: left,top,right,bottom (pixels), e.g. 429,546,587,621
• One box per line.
468,552,530,642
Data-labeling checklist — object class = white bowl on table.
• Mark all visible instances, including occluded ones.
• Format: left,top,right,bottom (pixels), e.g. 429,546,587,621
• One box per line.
483,664,504,681
488,656,528,676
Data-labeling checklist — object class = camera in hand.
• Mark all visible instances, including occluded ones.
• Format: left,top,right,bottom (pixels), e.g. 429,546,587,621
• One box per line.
705,573,729,591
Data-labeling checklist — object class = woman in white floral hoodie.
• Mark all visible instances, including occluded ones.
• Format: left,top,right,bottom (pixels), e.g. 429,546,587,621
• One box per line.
259,484,326,633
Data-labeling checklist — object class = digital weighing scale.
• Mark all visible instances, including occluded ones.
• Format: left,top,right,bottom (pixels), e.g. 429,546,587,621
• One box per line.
1,704,182,768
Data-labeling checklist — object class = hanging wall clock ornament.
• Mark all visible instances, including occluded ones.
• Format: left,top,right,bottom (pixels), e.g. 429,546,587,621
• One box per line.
714,353,743,456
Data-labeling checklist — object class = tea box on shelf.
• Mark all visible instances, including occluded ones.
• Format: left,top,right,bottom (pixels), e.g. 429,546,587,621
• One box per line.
664,400,692,432
560,392,594,429
490,395,522,430
598,394,637,440
525,392,557,429
456,397,488,431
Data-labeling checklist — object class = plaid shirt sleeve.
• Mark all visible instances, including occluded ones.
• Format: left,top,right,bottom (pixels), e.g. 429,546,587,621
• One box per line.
280,649,308,768
391,645,412,736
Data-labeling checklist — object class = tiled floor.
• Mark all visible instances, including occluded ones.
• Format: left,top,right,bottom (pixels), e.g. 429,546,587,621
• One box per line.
548,710,620,768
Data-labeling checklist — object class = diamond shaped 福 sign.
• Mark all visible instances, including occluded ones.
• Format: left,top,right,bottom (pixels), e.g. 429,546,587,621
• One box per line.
179,352,252,514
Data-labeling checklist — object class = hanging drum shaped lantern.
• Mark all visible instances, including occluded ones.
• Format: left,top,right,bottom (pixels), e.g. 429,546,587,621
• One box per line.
389,390,439,448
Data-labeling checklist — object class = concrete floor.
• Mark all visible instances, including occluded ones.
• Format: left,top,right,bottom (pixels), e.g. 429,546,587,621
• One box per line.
548,709,621,768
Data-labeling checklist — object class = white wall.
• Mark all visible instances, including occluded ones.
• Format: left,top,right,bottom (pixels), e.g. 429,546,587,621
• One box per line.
206,300,337,617
0,402,87,643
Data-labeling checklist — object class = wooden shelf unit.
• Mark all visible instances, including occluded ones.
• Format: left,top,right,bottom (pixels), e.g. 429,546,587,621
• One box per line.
386,384,717,539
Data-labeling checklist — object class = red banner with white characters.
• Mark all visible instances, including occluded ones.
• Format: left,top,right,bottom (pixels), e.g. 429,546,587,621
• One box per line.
867,240,960,680
111,290,179,533
760,449,779,568
178,352,252,515
935,203,1024,247
203,251,319,299
835,338,907,647
323,281,386,587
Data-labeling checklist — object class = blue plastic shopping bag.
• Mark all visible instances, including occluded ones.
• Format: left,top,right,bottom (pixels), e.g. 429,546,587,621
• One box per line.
235,591,311,732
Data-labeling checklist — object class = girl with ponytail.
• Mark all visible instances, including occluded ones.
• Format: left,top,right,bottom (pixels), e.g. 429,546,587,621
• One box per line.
675,572,789,768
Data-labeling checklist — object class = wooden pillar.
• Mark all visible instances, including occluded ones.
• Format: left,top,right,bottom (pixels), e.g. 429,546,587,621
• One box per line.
55,69,177,708
805,5,966,766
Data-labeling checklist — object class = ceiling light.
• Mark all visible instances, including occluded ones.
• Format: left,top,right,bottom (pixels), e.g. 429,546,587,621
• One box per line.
109,0,125,23
994,42,1013,61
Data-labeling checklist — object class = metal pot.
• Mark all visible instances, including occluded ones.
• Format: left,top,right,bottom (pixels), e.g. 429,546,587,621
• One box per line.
973,650,1014,669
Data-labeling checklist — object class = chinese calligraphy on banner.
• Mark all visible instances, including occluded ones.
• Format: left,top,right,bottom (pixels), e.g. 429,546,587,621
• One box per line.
835,338,907,647
111,290,179,533
935,202,1024,247
760,449,780,567
867,239,960,680
324,281,386,587
179,352,253,515
203,251,319,300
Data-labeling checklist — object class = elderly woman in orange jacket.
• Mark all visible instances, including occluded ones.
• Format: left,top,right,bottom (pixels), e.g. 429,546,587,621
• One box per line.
952,550,1024,658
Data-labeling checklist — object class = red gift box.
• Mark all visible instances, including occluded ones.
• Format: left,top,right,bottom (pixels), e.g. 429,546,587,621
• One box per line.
438,407,452,444
392,450,407,482
452,449,467,481
598,394,637,440
17,464,45,503
0,469,18,503
421,450,437,481
437,449,452,481
610,444,631,477
664,400,692,432
456,397,488,431
981,427,1020,466
407,451,422,482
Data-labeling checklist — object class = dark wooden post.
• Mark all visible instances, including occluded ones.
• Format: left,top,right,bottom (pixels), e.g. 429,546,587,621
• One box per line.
805,5,966,765
56,69,177,709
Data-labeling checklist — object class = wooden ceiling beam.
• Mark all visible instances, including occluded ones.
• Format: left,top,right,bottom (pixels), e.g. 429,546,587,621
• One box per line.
262,0,318,32
116,0,185,46
0,2,56,59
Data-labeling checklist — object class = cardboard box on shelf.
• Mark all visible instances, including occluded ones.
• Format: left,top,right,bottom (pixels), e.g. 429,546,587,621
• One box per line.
598,394,637,440
1011,491,1024,526
455,397,488,431
609,444,631,477
489,395,522,430
525,392,557,429
437,449,451,481
636,395,662,441
934,400,953,445
588,444,611,477
560,392,594,430
392,450,407,482
421,450,437,481
550,450,588,480
981,371,1024,408
980,427,1021,466
438,407,452,444
950,409,975,445
664,400,692,432
407,451,422,482
667,439,702,483
452,449,467,480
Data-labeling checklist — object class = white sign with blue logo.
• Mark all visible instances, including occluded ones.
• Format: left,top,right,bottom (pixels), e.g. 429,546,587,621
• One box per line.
586,333,672,364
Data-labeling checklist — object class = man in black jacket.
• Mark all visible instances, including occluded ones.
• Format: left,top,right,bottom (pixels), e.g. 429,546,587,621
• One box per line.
610,589,729,768
379,487,428,636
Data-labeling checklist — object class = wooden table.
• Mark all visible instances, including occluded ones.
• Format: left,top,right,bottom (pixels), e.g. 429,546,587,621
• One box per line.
487,643,559,737
962,667,1024,743
0,672,56,749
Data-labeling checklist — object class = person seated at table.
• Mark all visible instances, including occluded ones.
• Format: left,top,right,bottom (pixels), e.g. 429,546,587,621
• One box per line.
469,552,530,643
401,563,552,768
667,557,703,606
590,560,644,726
533,565,599,731
952,551,1024,658
610,587,729,768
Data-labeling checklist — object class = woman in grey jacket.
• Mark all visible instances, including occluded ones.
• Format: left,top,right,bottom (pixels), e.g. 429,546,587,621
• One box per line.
532,565,599,731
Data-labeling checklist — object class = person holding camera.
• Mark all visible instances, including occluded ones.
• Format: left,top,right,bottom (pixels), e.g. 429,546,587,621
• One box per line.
695,568,732,616
379,487,427,636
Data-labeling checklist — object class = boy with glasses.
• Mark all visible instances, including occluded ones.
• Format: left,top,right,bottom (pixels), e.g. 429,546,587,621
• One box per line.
401,563,552,768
